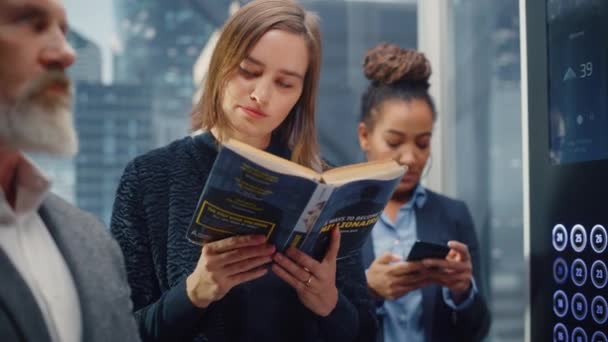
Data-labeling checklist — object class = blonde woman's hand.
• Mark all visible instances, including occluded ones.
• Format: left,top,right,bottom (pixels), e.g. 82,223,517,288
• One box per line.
272,228,341,317
186,235,275,308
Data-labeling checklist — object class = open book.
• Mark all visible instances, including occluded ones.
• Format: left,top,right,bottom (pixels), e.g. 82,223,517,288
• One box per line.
186,139,406,260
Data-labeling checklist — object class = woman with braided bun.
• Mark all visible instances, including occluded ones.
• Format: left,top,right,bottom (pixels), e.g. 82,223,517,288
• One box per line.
358,43,491,342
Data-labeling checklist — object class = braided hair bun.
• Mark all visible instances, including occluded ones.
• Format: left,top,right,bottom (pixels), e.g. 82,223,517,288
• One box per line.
363,43,431,88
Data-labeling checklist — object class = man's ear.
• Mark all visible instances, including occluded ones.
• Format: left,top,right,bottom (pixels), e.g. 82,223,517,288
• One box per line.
357,122,370,152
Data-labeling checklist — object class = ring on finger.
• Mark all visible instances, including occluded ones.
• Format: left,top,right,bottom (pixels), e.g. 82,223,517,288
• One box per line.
304,274,313,287
302,267,312,286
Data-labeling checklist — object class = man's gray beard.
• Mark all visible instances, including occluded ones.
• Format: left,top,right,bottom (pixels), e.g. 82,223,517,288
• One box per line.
0,97,78,157
0,73,79,156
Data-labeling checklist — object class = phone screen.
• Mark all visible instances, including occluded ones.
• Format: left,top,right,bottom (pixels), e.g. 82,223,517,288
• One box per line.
406,241,450,262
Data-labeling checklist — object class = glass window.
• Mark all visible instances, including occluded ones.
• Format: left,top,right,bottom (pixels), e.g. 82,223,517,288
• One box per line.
448,1,524,341
35,0,417,227
34,1,530,340
304,0,418,166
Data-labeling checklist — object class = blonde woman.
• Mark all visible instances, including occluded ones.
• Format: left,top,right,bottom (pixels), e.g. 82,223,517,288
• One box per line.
110,1,376,341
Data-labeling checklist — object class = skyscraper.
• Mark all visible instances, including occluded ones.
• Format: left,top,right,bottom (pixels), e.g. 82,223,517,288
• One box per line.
113,0,215,145
67,30,103,83
74,83,154,224
302,0,417,165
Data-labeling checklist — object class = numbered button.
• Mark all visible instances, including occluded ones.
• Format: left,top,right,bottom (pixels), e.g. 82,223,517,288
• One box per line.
554,290,569,318
590,225,607,253
554,258,568,284
592,331,608,342
572,327,588,342
554,323,569,342
571,259,588,286
591,260,608,289
572,293,588,321
591,296,608,324
553,224,568,252
571,225,587,252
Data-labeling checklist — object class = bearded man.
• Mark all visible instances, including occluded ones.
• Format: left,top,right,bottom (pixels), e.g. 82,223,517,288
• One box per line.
0,1,139,341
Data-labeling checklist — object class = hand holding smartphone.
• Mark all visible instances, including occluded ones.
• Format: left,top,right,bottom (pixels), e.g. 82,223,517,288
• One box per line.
406,240,450,262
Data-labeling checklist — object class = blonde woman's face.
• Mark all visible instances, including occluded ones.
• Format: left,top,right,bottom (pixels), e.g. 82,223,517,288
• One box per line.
358,99,433,195
221,29,309,147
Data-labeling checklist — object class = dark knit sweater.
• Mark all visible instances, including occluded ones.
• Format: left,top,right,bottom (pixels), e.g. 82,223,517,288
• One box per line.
110,132,377,342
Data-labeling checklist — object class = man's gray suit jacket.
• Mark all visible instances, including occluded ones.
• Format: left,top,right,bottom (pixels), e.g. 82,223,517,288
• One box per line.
0,193,140,342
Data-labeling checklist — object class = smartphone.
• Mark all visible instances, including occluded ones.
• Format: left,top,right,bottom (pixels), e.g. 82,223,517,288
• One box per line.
406,240,450,261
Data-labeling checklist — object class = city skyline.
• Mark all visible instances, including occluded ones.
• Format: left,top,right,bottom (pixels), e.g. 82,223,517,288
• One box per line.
64,0,114,83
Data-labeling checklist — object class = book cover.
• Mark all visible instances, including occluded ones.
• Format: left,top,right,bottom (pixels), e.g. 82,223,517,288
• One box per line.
303,178,400,260
186,139,405,258
186,146,320,251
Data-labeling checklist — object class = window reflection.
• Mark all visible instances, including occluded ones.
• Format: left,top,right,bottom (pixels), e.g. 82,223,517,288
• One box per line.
31,1,527,340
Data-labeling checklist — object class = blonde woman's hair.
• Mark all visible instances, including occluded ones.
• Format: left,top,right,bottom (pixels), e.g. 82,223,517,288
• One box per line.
192,0,323,170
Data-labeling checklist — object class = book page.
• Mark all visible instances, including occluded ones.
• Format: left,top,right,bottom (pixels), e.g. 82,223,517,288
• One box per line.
321,159,406,186
224,139,321,181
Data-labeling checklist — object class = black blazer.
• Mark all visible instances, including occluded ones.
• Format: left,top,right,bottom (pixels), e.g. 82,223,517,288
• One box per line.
361,190,491,342
0,194,140,342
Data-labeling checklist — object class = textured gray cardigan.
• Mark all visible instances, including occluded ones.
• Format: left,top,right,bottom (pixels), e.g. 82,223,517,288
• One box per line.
110,132,377,342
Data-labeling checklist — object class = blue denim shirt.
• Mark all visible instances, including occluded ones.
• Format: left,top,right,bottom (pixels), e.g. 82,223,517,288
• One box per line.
370,185,477,342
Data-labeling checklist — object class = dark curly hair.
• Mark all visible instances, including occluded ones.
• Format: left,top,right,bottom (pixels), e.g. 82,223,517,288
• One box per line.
360,43,436,128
